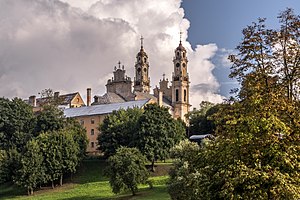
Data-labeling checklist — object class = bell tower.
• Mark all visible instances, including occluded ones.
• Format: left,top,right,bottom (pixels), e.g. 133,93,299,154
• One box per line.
133,36,151,93
171,33,190,122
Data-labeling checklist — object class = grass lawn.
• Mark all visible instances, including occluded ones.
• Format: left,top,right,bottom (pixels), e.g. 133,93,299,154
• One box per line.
0,160,171,200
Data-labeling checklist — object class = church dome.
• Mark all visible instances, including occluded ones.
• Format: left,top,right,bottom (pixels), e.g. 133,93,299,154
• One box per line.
176,42,186,51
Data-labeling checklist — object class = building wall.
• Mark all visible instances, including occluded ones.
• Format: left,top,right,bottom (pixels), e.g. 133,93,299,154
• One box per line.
74,114,107,154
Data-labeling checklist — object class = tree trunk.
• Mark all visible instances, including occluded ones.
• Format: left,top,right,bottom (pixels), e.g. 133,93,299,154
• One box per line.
30,188,34,195
60,174,63,186
27,188,30,196
130,186,136,196
151,159,155,172
52,180,54,189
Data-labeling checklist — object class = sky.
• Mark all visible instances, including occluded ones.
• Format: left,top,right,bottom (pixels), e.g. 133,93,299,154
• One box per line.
0,0,299,108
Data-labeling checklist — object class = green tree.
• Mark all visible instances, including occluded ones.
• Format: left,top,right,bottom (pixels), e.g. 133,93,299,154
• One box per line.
136,104,186,171
0,150,9,183
38,129,80,188
169,8,300,199
106,147,149,196
15,139,45,195
188,101,217,136
168,140,201,200
65,118,88,162
0,98,36,152
98,107,143,157
35,105,65,134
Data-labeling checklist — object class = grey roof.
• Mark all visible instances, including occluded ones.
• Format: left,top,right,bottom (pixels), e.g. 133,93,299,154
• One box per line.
64,99,150,118
92,92,126,105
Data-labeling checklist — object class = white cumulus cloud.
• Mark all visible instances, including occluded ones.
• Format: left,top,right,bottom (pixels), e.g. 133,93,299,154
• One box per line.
0,0,224,108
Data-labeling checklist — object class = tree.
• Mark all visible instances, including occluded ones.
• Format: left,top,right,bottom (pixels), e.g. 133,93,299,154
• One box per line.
168,140,201,200
35,105,65,134
65,118,88,162
188,101,217,136
0,150,9,184
38,129,80,188
136,104,186,171
98,107,143,157
0,98,36,152
106,147,149,196
15,139,45,195
169,8,300,199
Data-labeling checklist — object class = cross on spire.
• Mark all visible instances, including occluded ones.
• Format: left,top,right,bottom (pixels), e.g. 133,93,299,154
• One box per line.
118,61,121,68
163,73,166,80
179,31,183,44
140,35,144,49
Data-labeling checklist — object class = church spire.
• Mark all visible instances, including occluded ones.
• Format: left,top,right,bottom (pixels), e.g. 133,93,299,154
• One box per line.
133,37,151,93
171,33,190,122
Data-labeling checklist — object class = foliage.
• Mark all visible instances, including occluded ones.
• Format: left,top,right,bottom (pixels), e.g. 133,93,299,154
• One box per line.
229,8,300,101
98,104,186,167
106,147,149,196
169,8,300,200
168,140,201,200
0,150,10,184
0,98,36,152
188,101,217,136
14,139,45,195
136,104,186,171
38,129,80,188
35,105,65,134
98,107,143,158
65,118,88,161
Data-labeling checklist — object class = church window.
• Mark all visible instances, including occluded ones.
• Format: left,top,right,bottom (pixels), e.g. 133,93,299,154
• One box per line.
182,63,186,68
184,89,187,102
183,52,186,57
144,68,147,72
91,142,94,148
91,118,95,124
176,63,180,68
144,57,147,62
91,129,94,135
177,52,180,57
137,68,141,74
176,89,179,102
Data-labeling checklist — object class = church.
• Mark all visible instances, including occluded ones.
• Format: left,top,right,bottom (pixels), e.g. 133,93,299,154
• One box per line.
64,37,191,153
90,36,190,120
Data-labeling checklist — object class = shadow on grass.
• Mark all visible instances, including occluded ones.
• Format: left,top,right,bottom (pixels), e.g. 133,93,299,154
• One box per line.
0,182,26,200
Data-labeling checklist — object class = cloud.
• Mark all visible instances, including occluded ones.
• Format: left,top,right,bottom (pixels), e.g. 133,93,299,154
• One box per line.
0,0,224,108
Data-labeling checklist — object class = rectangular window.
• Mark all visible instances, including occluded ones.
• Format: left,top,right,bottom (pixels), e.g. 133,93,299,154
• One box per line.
80,119,84,125
176,89,179,102
91,142,94,148
184,89,187,102
91,129,94,135
91,118,95,124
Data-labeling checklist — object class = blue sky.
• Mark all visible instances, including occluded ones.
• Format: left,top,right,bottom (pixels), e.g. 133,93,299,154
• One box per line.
182,0,300,97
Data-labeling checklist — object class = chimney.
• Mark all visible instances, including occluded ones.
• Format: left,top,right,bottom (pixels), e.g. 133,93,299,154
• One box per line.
87,88,91,106
29,95,36,107
54,91,60,99
158,91,163,107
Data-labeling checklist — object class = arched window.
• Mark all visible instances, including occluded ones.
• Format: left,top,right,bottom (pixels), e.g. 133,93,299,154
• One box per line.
176,89,179,102
184,89,187,102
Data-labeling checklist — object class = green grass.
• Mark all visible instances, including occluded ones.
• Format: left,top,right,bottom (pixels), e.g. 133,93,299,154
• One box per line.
0,160,171,200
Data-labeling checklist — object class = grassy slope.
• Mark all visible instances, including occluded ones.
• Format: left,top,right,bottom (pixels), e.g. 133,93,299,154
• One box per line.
0,160,170,200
